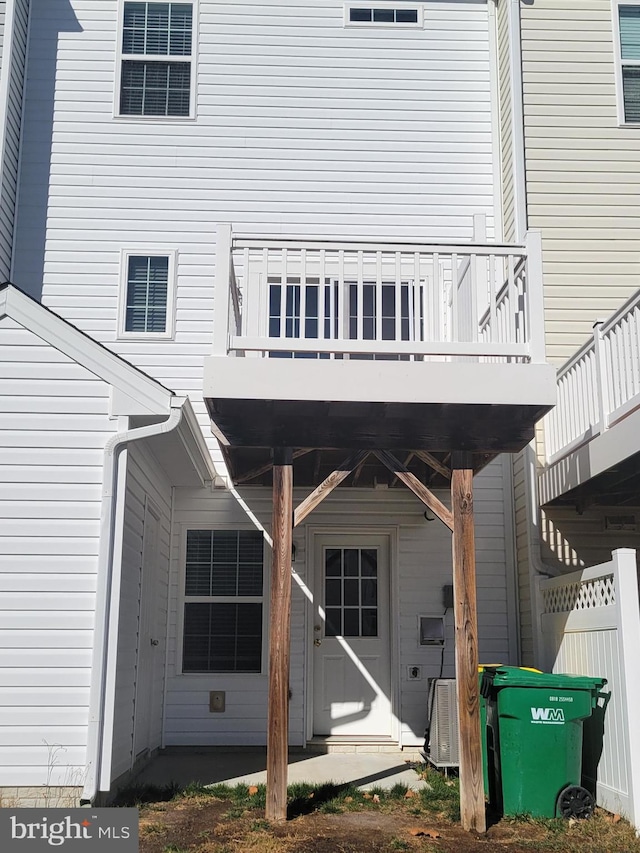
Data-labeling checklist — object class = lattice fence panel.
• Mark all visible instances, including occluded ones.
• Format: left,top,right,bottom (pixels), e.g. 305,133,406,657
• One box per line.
542,574,616,614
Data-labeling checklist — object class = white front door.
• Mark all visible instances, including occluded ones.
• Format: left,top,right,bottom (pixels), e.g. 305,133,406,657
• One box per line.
312,534,392,737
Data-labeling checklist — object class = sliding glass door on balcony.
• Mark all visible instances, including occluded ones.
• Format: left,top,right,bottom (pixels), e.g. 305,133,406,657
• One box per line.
266,276,431,360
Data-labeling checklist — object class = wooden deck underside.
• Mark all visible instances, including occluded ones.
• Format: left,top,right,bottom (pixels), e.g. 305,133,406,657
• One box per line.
208,398,550,487
222,444,498,489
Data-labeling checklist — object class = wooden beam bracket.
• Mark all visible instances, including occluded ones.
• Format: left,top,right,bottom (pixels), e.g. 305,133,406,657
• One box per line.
374,450,453,530
293,450,370,527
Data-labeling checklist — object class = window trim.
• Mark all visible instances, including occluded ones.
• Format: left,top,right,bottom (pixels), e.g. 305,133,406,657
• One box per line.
177,526,269,676
117,248,177,340
343,3,424,29
613,0,640,125
114,0,198,121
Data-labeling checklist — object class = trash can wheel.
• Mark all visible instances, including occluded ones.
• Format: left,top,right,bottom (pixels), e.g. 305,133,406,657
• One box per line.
556,785,595,819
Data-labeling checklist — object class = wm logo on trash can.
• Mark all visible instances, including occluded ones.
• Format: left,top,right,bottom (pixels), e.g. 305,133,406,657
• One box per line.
530,707,565,724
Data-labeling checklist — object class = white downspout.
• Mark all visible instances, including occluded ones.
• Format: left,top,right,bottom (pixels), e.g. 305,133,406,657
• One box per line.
510,0,528,240
81,399,185,804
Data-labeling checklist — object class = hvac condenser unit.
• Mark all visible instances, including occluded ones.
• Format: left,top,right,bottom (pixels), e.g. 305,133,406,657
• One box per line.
423,678,460,768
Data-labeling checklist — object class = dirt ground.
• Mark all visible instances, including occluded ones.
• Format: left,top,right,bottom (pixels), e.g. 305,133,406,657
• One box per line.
133,777,640,853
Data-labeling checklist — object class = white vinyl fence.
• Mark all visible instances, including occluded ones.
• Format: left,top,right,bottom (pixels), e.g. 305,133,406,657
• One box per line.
535,550,640,827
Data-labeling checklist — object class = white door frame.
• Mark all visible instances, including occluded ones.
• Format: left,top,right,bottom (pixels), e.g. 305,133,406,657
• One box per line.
304,525,401,744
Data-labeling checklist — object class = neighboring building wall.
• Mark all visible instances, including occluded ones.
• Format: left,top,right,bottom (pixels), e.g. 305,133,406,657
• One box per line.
110,441,172,785
12,0,499,469
0,314,117,794
165,458,516,748
521,0,640,364
0,0,30,280
510,0,640,663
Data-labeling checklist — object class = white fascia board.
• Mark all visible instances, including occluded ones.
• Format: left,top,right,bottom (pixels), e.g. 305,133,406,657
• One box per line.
176,396,219,484
1,284,173,415
205,356,557,408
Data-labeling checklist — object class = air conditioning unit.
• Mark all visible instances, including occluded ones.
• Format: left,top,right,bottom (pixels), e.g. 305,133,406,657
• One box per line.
422,678,460,768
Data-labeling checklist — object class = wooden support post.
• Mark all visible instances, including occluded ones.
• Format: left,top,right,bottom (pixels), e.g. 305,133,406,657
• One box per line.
451,452,486,834
266,448,294,823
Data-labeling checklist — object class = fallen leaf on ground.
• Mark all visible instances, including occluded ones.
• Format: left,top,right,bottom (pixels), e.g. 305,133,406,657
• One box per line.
372,794,381,803
363,792,372,800
409,827,441,838
248,786,259,796
445,780,455,787
404,790,416,799
307,792,315,799
344,797,353,803
613,814,622,824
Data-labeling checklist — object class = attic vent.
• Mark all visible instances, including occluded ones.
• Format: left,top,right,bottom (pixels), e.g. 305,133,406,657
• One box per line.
346,5,422,26
605,514,636,531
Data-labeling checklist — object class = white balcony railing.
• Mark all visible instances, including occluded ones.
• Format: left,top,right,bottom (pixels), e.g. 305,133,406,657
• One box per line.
544,290,640,463
213,226,546,364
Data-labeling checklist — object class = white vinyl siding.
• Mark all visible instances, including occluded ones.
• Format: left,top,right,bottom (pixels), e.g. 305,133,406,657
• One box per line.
0,315,117,787
521,0,640,363
165,457,514,748
0,0,29,281
13,0,497,474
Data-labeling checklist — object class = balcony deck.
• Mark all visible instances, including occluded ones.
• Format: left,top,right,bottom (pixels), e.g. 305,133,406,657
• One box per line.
540,290,640,507
204,229,555,482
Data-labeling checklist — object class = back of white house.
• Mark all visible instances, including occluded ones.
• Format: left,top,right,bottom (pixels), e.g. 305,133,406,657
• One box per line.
0,0,533,804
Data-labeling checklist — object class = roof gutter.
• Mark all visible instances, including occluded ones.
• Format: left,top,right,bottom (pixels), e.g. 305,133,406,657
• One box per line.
81,399,185,804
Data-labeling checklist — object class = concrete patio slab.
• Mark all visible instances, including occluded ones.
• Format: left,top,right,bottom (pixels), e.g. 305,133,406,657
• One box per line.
133,748,427,792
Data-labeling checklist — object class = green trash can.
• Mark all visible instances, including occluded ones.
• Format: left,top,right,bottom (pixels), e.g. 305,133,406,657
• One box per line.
480,666,607,819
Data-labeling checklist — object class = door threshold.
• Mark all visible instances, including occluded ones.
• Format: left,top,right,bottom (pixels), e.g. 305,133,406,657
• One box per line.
306,736,400,754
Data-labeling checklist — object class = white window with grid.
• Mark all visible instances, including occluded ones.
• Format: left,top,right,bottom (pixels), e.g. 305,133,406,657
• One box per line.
181,530,265,674
615,2,640,123
117,1,195,118
118,250,176,338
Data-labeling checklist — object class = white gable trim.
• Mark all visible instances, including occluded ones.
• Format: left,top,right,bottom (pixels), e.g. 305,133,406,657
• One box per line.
0,283,173,415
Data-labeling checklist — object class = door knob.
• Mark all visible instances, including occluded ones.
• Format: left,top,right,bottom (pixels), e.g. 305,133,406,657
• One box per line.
314,639,322,647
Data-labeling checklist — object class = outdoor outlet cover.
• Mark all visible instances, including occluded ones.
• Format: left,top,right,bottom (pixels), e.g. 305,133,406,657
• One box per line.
209,691,226,713
408,666,422,680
